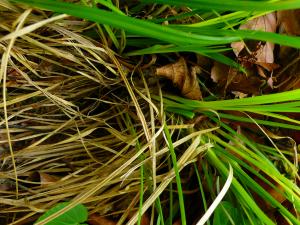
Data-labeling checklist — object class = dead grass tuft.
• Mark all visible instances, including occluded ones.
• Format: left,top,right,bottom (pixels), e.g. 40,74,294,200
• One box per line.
0,4,211,224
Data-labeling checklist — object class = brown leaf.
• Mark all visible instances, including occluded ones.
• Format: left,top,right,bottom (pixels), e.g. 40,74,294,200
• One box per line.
231,13,276,63
210,61,229,83
227,72,263,95
256,63,279,84
231,41,245,58
88,214,116,225
173,220,181,225
39,172,59,187
267,76,275,89
210,62,263,95
255,62,279,72
256,42,274,63
253,174,286,211
140,214,150,225
231,91,248,98
257,65,268,78
196,54,211,68
156,57,202,100
277,10,300,35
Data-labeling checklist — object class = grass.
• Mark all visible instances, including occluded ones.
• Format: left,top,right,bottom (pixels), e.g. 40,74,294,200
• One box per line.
1,0,300,225
7,0,300,69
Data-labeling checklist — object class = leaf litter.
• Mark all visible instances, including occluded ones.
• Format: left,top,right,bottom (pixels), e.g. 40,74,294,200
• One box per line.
156,57,202,100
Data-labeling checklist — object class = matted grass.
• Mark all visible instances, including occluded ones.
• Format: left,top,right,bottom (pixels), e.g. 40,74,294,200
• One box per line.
1,1,300,225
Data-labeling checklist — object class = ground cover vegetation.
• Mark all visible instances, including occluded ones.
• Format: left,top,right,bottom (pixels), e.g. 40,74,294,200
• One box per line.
0,0,300,224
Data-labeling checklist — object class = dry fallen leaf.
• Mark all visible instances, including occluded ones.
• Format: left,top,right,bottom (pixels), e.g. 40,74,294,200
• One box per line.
140,214,150,225
231,13,276,64
156,57,202,100
211,61,229,83
231,91,248,98
277,10,300,35
256,42,275,63
255,62,279,72
39,172,59,188
88,214,117,225
231,75,263,95
210,62,263,95
267,76,275,89
173,219,182,225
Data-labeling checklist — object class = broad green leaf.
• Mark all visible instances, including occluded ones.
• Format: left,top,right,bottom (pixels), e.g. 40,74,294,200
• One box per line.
35,202,88,225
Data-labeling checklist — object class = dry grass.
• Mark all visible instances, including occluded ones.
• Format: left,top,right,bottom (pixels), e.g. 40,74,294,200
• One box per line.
0,3,213,224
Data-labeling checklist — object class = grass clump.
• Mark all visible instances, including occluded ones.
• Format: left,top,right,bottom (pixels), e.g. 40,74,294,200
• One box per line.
0,0,300,225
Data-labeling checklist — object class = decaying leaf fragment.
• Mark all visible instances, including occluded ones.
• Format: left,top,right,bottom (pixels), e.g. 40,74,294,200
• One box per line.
156,57,202,100
88,214,117,225
39,172,59,188
210,61,264,95
231,13,277,64
277,10,300,35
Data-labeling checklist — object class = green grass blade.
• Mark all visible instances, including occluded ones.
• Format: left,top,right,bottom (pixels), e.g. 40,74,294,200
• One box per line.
210,112,300,130
163,124,187,225
142,0,300,11
206,149,276,225
126,45,230,56
155,198,165,225
11,0,239,46
164,88,300,109
194,163,210,225
173,27,300,50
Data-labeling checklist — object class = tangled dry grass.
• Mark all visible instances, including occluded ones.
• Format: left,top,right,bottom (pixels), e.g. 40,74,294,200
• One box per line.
1,1,300,225
0,3,215,225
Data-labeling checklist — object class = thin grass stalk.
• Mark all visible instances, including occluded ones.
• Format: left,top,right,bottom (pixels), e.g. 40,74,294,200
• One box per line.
163,124,187,225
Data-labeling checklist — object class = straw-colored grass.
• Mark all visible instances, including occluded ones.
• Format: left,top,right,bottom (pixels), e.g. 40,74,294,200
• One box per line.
0,3,215,224
1,1,300,225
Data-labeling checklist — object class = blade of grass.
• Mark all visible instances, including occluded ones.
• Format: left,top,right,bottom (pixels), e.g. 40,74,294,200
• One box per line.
206,112,300,130
164,88,300,108
163,124,187,225
173,26,300,49
208,120,299,200
205,149,276,225
194,163,210,225
155,198,165,225
196,164,233,225
142,0,300,11
10,0,240,46
126,45,230,56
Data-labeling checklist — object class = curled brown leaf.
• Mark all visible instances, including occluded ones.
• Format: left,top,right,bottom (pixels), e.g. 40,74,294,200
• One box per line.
156,57,202,100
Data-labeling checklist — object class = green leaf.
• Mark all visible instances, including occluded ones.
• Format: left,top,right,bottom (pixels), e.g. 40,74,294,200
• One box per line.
35,202,88,225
